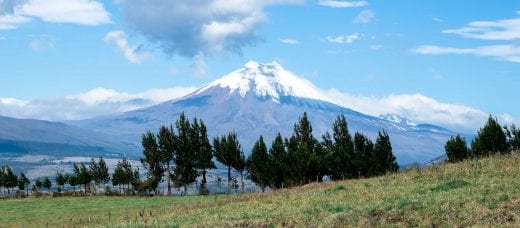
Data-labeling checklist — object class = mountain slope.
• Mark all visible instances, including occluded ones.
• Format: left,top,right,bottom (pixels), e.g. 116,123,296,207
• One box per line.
0,115,132,156
70,62,456,164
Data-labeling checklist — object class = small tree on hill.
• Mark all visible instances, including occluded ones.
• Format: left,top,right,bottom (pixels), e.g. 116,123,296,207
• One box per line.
247,136,271,191
68,175,78,192
35,178,42,192
73,163,92,194
471,115,508,157
445,135,470,163
505,124,520,151
214,132,242,194
157,125,176,195
193,119,215,195
269,133,290,189
112,158,137,194
354,132,375,178
374,130,399,174
18,172,30,195
140,131,164,195
172,114,197,195
91,157,110,192
323,115,355,180
55,171,68,192
2,166,18,194
42,177,52,193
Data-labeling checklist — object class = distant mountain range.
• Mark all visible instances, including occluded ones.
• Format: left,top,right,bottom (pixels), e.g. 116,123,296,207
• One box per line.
64,61,457,164
0,115,130,158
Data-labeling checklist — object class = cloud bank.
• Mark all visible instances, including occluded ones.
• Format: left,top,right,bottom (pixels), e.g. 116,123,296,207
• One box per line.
1,85,517,133
323,89,518,133
0,87,197,121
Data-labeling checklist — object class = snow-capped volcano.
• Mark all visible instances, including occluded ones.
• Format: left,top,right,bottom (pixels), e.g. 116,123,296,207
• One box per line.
70,61,457,164
194,61,332,103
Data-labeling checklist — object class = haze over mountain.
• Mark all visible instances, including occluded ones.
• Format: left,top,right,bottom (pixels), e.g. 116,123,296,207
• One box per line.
70,61,456,164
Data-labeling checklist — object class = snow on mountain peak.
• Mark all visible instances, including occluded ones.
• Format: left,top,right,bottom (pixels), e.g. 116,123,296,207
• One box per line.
380,113,417,126
197,61,332,103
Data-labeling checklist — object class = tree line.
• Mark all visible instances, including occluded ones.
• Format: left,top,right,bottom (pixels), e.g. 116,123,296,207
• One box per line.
1,112,399,197
136,112,399,195
445,115,520,163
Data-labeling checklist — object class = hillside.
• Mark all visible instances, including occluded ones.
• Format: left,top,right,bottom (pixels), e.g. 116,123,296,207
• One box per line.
1,152,519,227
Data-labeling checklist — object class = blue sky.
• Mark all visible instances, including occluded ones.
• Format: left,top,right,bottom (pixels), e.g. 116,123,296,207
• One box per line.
1,0,520,132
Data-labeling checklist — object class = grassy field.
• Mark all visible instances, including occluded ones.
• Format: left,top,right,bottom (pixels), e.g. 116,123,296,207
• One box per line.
1,152,520,227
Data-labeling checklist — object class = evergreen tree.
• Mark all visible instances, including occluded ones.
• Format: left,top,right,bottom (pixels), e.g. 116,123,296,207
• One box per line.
140,131,164,194
112,158,137,194
214,132,241,194
157,125,176,195
35,178,42,191
97,157,110,187
18,172,30,195
3,166,17,194
445,134,470,163
374,130,399,174
288,112,326,184
471,115,508,157
247,136,270,191
42,177,52,193
68,175,78,192
172,113,197,195
269,133,289,188
354,132,375,178
234,150,246,193
72,163,92,194
505,124,520,151
0,167,5,195
55,171,68,191
323,115,355,180
193,120,215,195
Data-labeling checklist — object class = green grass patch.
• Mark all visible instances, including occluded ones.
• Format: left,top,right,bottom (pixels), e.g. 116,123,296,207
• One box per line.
2,152,520,227
430,180,470,192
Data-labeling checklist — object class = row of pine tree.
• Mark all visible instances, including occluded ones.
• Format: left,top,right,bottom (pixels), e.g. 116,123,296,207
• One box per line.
445,115,520,163
135,112,398,195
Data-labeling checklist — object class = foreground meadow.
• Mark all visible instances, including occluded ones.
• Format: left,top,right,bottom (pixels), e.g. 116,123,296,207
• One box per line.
1,152,520,227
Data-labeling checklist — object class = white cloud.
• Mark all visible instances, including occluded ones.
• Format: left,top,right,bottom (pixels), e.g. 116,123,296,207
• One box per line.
326,33,361,44
18,0,111,25
323,89,519,133
0,87,197,121
318,0,367,8
121,0,303,58
442,18,520,41
279,38,300,45
0,14,30,30
104,30,151,64
353,10,375,24
415,12,520,63
0,0,111,29
412,44,520,63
